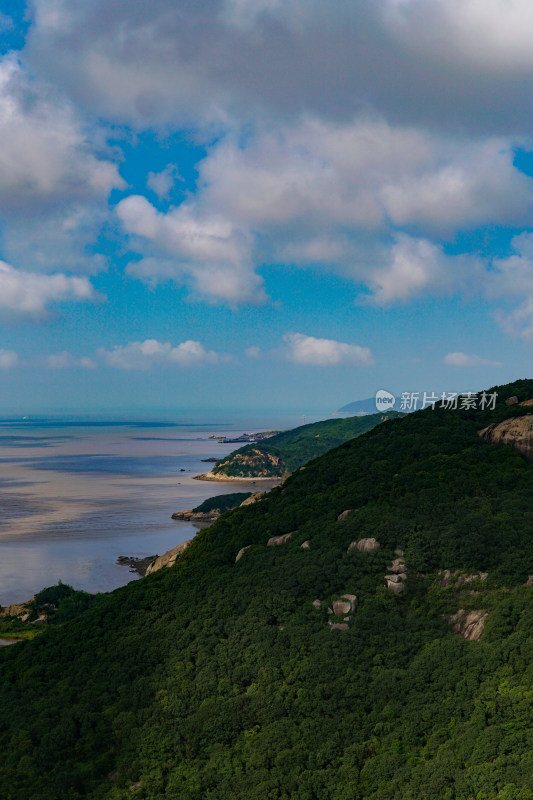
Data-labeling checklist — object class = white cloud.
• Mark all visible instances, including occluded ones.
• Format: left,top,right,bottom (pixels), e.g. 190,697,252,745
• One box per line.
245,345,261,358
496,299,533,342
118,119,531,305
45,352,96,369
0,260,96,314
117,195,264,303
25,0,533,133
146,165,180,200
0,54,123,213
0,349,18,368
385,0,533,72
368,235,481,305
444,352,501,368
283,333,374,367
199,121,532,237
97,339,221,370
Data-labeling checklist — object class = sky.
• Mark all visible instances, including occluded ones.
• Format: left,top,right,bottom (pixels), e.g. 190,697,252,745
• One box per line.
0,0,533,416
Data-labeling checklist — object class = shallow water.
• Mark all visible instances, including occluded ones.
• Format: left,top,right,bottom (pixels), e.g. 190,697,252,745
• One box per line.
0,419,279,605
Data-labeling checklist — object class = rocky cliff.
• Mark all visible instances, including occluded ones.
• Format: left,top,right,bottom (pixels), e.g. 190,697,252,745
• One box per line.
479,412,533,462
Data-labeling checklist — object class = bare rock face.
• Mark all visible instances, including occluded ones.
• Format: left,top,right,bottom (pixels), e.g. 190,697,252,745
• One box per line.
301,540,311,549
341,594,357,611
387,558,407,574
240,491,266,506
348,537,380,553
520,398,533,407
447,609,488,640
235,546,251,563
332,600,352,615
312,599,322,610
525,575,533,586
385,573,403,584
267,532,293,546
328,622,349,631
337,510,353,522
172,509,219,522
145,540,191,575
505,396,519,406
439,570,488,588
386,580,404,594
0,601,33,618
479,415,533,462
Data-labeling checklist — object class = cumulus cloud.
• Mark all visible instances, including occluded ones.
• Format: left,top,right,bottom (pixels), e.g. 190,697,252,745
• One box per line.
117,119,532,305
0,349,18,368
384,0,533,73
368,236,481,305
0,54,123,213
496,300,533,342
97,339,222,370
444,352,501,368
146,165,180,200
283,333,374,367
199,121,532,236
0,260,96,314
245,345,261,359
45,352,96,369
24,0,533,132
117,195,264,303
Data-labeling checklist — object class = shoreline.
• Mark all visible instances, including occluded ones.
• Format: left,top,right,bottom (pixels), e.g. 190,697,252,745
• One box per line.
193,472,283,484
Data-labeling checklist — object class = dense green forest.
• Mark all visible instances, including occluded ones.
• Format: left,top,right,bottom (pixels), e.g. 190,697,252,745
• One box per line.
192,493,252,513
1,380,533,799
211,411,403,477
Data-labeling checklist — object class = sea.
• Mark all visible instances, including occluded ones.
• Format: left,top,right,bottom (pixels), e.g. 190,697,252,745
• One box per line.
0,414,304,606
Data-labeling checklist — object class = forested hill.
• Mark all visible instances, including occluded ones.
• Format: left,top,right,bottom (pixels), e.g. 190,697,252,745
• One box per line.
2,380,533,799
210,411,403,478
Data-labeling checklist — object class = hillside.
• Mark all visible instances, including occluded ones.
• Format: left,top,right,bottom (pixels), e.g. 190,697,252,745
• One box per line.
1,381,533,798
209,411,403,478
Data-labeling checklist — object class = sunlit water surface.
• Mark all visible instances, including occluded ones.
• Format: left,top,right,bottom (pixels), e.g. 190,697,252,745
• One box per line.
0,418,288,605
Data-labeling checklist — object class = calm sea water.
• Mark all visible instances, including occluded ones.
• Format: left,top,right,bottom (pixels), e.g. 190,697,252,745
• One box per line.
0,417,292,605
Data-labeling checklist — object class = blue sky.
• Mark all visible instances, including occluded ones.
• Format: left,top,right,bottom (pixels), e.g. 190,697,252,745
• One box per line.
0,0,532,415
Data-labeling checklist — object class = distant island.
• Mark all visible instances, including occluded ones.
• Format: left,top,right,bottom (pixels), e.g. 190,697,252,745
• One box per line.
199,411,403,479
338,396,402,414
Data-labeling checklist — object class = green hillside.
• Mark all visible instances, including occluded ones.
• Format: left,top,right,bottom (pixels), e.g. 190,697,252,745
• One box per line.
211,411,403,478
192,492,252,513
2,381,533,799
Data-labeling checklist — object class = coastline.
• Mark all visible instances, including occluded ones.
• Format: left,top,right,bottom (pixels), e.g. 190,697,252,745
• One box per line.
194,472,283,484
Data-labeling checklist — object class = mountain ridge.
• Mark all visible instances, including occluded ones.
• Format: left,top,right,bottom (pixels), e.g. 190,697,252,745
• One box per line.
1,379,533,799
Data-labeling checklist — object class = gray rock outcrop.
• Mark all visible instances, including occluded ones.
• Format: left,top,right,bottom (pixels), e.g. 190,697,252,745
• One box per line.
235,546,251,563
348,537,380,553
340,594,357,611
145,540,191,575
240,491,266,506
337,510,353,522
447,609,488,640
267,532,293,546
439,570,488,588
387,558,407,574
332,600,352,615
172,509,219,522
300,540,310,549
479,415,533,462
